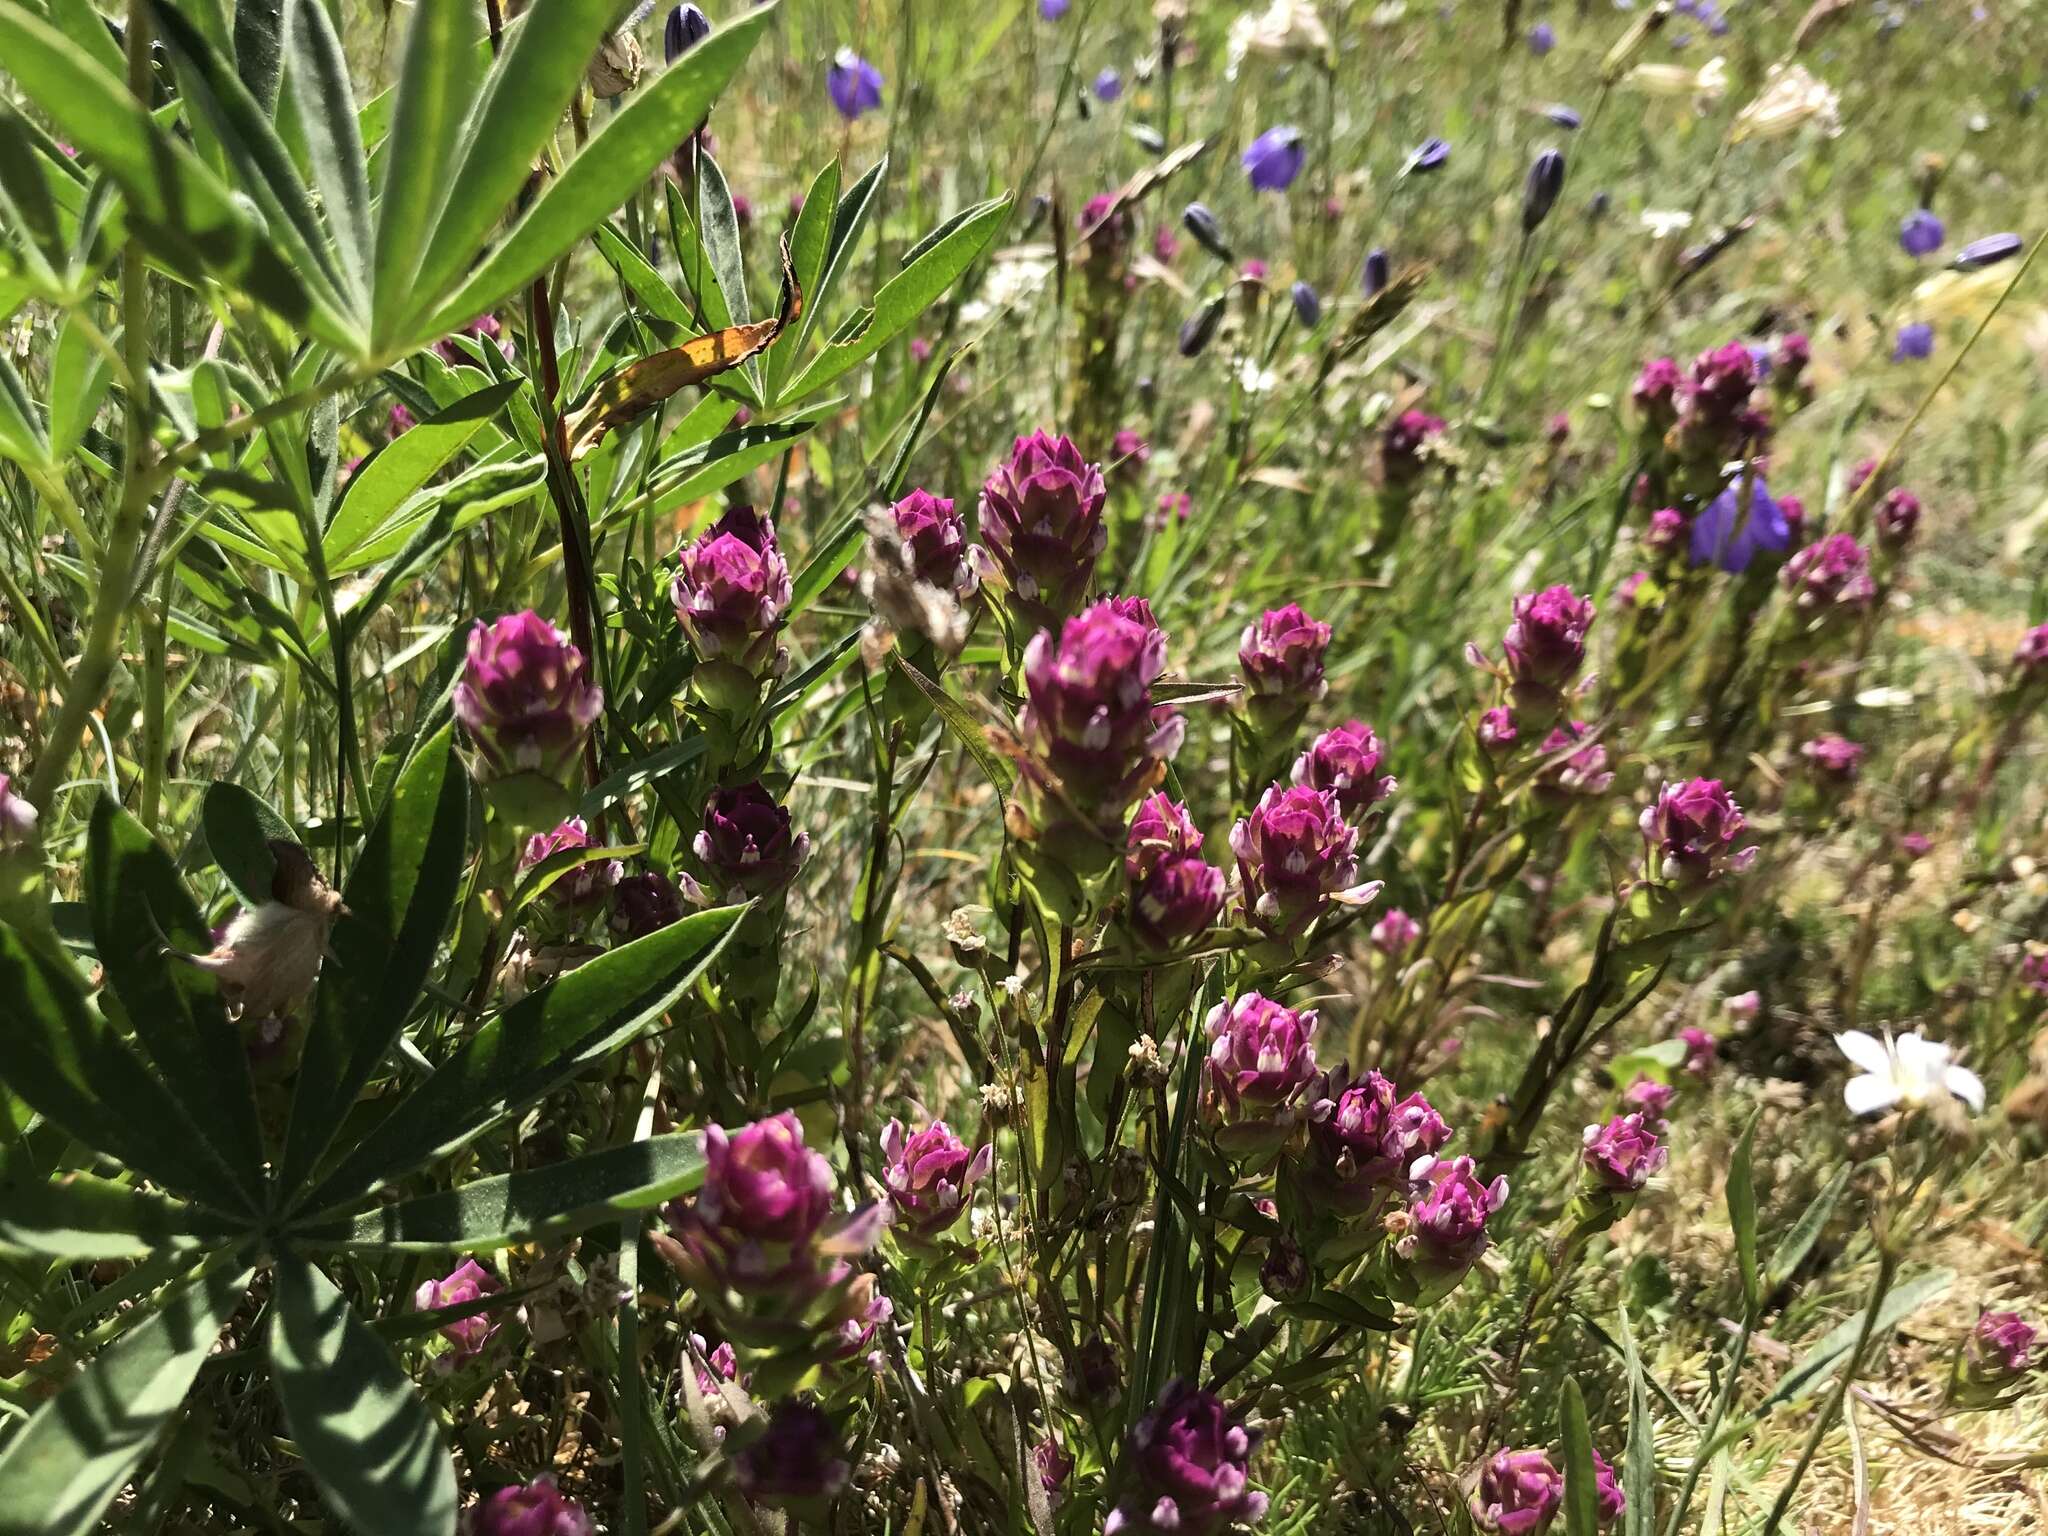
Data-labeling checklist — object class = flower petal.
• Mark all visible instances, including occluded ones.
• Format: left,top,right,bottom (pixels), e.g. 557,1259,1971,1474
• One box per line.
1842,1072,1900,1117
1833,1029,1891,1076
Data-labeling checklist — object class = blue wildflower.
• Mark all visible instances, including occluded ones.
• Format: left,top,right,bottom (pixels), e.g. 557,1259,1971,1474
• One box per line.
1690,475,1792,573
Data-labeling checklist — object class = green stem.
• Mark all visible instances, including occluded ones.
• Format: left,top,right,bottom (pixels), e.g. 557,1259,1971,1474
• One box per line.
1759,1251,1897,1535
24,1,156,815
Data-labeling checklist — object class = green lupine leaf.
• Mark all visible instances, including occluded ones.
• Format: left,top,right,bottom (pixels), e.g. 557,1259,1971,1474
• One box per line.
271,1255,457,1536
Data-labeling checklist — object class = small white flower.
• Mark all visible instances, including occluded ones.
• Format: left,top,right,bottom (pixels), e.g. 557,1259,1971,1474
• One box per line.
1835,1029,1985,1117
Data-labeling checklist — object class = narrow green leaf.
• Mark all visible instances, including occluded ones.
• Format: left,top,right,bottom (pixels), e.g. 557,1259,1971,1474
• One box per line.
293,1132,707,1251
327,454,546,580
764,157,838,396
1726,1113,1759,1315
87,797,266,1204
787,155,884,365
410,0,620,315
279,726,470,1197
270,1256,457,1536
695,148,750,325
786,512,866,622
296,903,748,1213
232,0,286,113
783,195,1010,401
889,655,1015,808
40,0,126,75
0,103,68,294
662,176,732,334
1618,1302,1655,1536
878,341,959,502
1760,1268,1953,1410
372,0,484,346
594,222,697,331
323,379,517,558
0,7,327,341
0,924,253,1211
147,0,354,317
0,348,51,470
1765,1163,1851,1295
1560,1378,1599,1536
281,0,372,302
0,1174,241,1260
412,4,776,347
46,311,111,459
0,1264,252,1536
200,780,295,909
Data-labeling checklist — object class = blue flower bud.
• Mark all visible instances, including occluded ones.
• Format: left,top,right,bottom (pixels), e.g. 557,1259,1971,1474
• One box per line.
664,4,710,63
1521,147,1567,233
1290,281,1321,328
1181,203,1235,263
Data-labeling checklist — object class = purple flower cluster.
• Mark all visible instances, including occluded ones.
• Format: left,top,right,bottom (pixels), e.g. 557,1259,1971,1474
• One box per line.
879,1119,993,1237
1969,1310,2038,1377
1240,603,1333,707
1801,734,1865,783
1306,1069,1450,1204
1231,784,1380,941
1534,721,1615,801
1640,778,1756,889
977,431,1109,632
520,818,622,909
1382,408,1447,488
1202,992,1319,1126
1017,599,1184,856
465,1476,594,1536
415,1259,503,1366
1400,1154,1508,1276
1107,1382,1269,1535
693,781,809,900
670,506,793,692
1124,794,1226,946
1781,533,1877,611
1472,1448,1561,1534
455,612,603,784
662,1112,879,1308
1500,584,1595,716
736,1400,851,1504
1581,1112,1668,1191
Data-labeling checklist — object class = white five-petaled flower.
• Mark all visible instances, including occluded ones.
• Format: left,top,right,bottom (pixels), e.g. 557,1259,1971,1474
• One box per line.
1834,1029,1985,1117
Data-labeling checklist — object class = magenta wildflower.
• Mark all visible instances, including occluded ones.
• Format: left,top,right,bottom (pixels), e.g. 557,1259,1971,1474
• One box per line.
694,782,809,899
465,1476,594,1536
976,431,1109,631
1124,794,1226,946
1781,533,1877,611
1372,907,1422,955
1472,1447,1563,1535
879,1119,993,1237
1201,992,1319,1125
1231,783,1381,940
1581,1112,1668,1191
455,612,603,784
414,1259,502,1365
1640,778,1756,889
1106,1382,1268,1535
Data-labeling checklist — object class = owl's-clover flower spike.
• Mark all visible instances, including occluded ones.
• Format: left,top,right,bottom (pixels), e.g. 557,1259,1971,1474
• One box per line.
1400,1154,1508,1278
1639,778,1756,890
1200,992,1319,1141
1471,1447,1563,1535
1581,1112,1668,1191
414,1259,503,1368
1013,600,1184,881
1104,1381,1269,1536
693,782,809,901
879,1119,994,1238
660,1113,881,1314
1381,408,1446,490
735,1400,852,1507
1124,794,1226,947
975,431,1109,634
670,506,793,713
467,1476,595,1536
1231,783,1381,942
520,818,622,910
1371,907,1422,955
1533,721,1615,802
1305,1068,1450,1205
1292,721,1396,817
1780,533,1877,611
454,611,603,785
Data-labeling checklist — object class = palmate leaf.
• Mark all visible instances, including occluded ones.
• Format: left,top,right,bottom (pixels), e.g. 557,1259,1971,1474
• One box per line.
291,1131,708,1251
0,925,254,1213
278,725,470,1196
408,2,778,348
271,1255,457,1536
371,0,487,348
87,797,266,1206
406,0,625,319
0,1173,243,1260
0,1263,253,1536
281,0,373,303
0,10,339,347
295,901,748,1215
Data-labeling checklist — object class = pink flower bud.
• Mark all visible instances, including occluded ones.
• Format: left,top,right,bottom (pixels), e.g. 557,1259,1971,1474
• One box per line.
519,818,622,909
1780,533,1876,611
1639,778,1756,889
466,1476,594,1536
1800,735,1864,783
414,1259,502,1365
879,1119,994,1236
1292,721,1396,816
1201,992,1319,1122
669,506,793,677
976,431,1108,630
1402,1154,1507,1273
454,612,603,783
1124,794,1226,945
1239,603,1333,701
735,1401,851,1505
693,782,809,899
1581,1111,1668,1191
1372,907,1422,955
1230,783,1379,940
1472,1447,1562,1535
1502,585,1595,693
